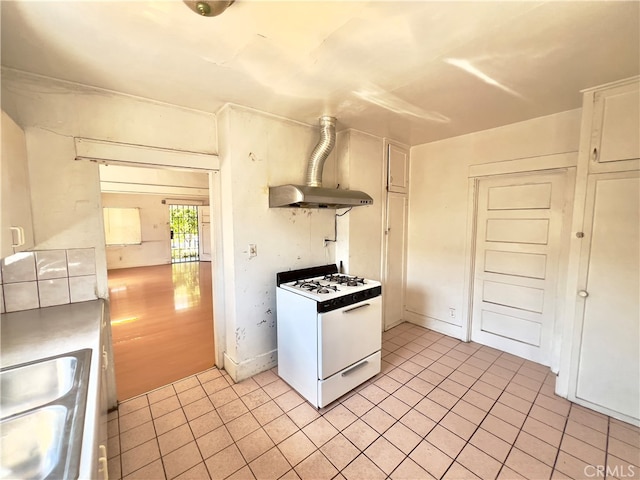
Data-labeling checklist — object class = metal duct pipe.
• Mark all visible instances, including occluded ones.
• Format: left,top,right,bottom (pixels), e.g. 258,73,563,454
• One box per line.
305,116,336,188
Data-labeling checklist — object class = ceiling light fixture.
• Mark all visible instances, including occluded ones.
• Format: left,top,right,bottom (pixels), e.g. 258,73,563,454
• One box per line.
183,0,235,17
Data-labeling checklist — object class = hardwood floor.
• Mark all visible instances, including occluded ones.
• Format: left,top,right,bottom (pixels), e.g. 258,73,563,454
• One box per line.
108,262,215,401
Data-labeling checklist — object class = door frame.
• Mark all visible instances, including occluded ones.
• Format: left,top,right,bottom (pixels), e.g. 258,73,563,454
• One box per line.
462,153,577,371
76,138,226,369
198,205,212,262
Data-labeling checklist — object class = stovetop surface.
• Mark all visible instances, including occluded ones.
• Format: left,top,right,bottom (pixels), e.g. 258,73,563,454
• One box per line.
278,272,381,301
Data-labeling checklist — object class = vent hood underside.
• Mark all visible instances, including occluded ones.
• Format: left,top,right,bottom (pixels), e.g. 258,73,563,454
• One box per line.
269,185,373,209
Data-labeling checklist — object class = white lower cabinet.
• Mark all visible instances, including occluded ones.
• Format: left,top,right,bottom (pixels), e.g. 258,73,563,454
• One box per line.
97,317,110,479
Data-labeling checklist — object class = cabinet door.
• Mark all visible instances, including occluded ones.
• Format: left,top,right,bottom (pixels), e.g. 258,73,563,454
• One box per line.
589,81,640,172
1,111,34,257
574,171,639,421
383,192,408,330
97,317,110,479
387,143,409,193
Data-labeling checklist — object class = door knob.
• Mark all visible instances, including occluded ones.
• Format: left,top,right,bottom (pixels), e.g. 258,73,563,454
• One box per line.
578,290,589,298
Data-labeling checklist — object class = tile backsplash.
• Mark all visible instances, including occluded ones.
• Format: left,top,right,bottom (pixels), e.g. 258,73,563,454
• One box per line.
1,248,98,313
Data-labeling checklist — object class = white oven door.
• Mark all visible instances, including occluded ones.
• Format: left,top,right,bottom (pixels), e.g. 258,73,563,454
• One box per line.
318,295,382,380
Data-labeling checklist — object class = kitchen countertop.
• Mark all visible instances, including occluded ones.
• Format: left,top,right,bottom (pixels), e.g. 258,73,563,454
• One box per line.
1,299,106,480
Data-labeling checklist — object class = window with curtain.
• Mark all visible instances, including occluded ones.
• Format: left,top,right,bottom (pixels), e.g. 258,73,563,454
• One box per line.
103,207,142,245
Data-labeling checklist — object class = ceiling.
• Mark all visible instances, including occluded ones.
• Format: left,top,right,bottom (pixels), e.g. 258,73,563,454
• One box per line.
2,1,638,146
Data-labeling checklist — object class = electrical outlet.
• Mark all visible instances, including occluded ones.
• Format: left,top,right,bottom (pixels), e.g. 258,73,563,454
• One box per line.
249,244,257,258
449,307,456,318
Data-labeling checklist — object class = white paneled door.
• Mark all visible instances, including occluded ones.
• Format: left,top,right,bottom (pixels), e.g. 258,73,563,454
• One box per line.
471,171,568,364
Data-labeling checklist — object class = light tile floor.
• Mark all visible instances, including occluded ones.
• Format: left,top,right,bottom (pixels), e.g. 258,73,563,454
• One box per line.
107,322,640,480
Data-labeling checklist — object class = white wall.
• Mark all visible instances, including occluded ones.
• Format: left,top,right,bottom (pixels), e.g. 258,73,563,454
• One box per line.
2,70,388,384
217,105,340,380
406,109,582,337
335,129,385,280
1,69,216,298
102,193,171,269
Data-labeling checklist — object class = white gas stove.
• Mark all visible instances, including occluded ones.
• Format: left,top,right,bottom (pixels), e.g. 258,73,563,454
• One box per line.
276,264,382,408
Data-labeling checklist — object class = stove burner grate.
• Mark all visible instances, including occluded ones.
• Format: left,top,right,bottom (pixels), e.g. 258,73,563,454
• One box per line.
322,274,366,286
293,279,340,294
317,285,339,294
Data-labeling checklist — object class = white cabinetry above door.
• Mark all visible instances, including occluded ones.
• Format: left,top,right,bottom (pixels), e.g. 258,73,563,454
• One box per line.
387,142,409,193
589,80,640,172
1,111,34,258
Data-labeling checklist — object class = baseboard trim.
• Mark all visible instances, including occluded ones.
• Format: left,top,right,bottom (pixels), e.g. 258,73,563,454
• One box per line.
223,349,278,383
404,310,464,340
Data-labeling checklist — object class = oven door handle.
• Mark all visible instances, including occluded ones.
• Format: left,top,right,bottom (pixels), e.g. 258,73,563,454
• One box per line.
341,360,369,377
343,303,370,314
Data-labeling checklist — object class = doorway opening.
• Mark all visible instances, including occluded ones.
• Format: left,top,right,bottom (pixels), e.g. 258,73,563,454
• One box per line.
170,204,200,263
99,163,215,400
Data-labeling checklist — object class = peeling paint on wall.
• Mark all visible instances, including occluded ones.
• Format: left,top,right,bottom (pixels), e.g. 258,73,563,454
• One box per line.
257,307,274,327
235,327,246,346
220,106,341,379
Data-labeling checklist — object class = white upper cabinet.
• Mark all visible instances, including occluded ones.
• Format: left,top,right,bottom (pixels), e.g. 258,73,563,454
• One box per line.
387,142,409,194
589,79,640,172
1,110,35,258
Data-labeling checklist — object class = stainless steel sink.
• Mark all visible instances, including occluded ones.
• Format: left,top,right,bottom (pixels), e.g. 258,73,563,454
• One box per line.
1,354,78,418
0,405,67,480
0,349,92,480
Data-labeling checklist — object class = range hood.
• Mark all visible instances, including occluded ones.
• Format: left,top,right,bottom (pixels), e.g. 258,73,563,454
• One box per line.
269,185,373,209
269,116,373,209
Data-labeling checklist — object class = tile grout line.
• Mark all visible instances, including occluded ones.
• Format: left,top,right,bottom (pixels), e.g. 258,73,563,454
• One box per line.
279,328,450,477
437,348,523,480
116,408,124,479
337,330,446,476
552,402,575,479
494,371,559,480
197,370,298,479
378,335,497,479
151,395,170,480
383,327,566,479
604,414,611,480
111,325,635,480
